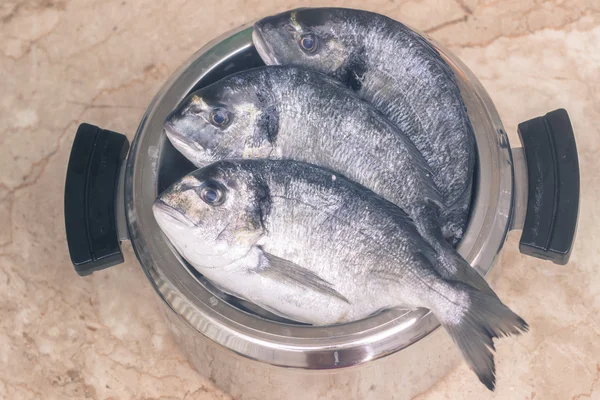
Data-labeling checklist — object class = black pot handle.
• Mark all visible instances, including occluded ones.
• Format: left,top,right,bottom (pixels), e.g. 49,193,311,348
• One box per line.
517,109,579,265
64,123,129,276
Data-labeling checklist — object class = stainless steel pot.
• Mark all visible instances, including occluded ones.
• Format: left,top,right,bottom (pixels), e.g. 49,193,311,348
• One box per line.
64,22,580,400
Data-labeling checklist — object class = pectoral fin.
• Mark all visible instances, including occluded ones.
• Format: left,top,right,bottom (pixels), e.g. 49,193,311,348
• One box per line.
259,251,350,304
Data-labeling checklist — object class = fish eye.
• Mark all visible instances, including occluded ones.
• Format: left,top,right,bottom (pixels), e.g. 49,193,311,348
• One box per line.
209,108,230,127
198,183,225,206
299,34,318,53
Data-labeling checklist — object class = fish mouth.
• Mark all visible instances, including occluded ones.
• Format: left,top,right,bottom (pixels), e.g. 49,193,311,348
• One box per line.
153,200,196,228
163,123,206,166
252,27,279,65
164,122,186,146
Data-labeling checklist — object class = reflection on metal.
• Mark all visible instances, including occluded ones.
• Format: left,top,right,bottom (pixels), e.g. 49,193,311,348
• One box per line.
511,147,529,231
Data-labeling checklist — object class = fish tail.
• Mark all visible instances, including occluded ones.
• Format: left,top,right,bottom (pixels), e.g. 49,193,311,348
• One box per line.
414,204,497,297
440,203,469,246
440,244,498,297
440,177,473,245
434,284,529,391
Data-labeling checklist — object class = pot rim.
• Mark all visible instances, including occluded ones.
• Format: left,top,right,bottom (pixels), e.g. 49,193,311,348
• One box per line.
124,23,515,369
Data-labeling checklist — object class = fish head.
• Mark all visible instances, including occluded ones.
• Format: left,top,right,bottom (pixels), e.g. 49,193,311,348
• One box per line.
164,77,271,168
253,8,353,79
153,162,268,269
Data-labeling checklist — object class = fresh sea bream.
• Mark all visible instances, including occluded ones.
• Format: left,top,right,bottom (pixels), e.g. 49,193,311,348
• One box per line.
152,159,528,391
252,8,476,245
163,66,490,295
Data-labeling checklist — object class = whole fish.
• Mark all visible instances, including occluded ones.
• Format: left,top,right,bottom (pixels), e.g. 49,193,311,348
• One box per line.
152,159,528,391
164,66,490,295
253,8,476,245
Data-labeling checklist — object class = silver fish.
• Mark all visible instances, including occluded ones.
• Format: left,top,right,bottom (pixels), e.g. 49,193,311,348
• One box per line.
152,159,528,391
164,65,490,295
253,7,476,245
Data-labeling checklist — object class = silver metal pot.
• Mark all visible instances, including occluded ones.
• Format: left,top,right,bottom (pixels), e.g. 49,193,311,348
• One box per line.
64,22,580,400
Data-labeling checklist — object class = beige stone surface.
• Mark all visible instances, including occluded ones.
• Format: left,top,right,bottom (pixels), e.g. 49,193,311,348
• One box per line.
0,0,598,399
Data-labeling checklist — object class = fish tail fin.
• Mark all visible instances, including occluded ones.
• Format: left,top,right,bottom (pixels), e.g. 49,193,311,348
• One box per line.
435,284,529,391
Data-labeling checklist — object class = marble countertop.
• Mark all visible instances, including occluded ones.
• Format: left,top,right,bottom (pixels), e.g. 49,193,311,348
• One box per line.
1,0,598,399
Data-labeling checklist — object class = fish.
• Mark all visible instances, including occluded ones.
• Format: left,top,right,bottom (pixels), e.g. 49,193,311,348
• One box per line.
163,65,492,296
252,7,476,246
152,159,528,391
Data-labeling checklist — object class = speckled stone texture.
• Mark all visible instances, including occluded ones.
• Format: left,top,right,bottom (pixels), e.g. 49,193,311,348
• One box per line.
0,0,598,399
